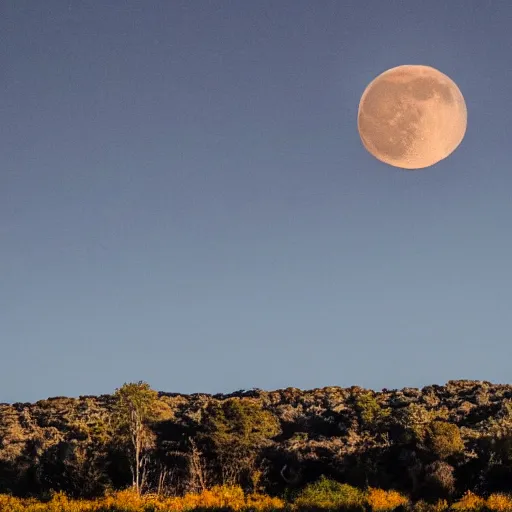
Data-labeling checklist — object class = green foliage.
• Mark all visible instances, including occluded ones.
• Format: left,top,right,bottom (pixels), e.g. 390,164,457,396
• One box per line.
202,398,281,487
113,382,165,431
354,392,390,430
5,381,512,501
294,476,366,511
426,421,464,460
113,381,170,494
204,398,281,448
291,432,309,442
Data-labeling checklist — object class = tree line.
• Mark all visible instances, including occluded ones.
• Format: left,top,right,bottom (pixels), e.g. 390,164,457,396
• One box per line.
1,380,512,502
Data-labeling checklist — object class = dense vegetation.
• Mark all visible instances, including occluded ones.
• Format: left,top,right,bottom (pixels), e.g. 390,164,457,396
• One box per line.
2,380,512,510
4,484,512,512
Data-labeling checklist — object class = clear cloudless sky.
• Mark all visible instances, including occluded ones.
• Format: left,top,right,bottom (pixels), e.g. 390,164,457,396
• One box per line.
1,1,511,403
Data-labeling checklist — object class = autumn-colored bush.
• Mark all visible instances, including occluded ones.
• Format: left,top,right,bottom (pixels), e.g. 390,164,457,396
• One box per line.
293,476,365,511
451,491,486,511
365,488,409,511
433,499,449,512
245,491,286,511
7,487,512,512
486,493,512,512
0,486,285,512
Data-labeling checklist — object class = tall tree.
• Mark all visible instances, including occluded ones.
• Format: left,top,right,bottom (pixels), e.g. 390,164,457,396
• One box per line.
113,382,170,494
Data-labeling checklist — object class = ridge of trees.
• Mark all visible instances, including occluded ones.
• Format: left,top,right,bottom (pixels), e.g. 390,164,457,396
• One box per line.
1,380,512,501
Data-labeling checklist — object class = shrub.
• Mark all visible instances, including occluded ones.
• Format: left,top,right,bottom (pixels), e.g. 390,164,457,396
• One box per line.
294,476,366,511
366,488,409,511
424,461,456,497
451,491,486,511
0,486,285,512
486,493,512,512
354,393,389,430
246,492,286,511
433,499,449,512
425,422,464,461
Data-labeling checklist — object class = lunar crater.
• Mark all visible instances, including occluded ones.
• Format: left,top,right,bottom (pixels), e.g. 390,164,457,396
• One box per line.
357,65,467,169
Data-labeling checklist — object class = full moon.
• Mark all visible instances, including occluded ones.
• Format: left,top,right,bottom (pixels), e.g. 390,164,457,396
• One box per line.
357,65,467,169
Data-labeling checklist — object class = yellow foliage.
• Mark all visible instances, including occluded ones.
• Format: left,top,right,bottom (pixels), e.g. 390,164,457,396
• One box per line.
486,493,512,512
366,487,409,511
451,491,486,511
0,485,285,512
433,499,449,512
100,487,147,510
180,485,247,510
246,492,286,511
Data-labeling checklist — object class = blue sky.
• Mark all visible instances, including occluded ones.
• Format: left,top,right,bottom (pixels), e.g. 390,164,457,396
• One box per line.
1,1,511,402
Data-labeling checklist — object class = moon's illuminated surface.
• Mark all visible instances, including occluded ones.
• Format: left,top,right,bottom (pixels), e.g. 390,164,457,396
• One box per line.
357,65,467,169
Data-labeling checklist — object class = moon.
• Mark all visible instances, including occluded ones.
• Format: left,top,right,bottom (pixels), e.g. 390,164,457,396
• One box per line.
357,65,467,169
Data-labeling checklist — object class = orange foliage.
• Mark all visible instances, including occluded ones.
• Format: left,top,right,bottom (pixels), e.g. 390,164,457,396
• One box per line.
451,491,486,511
7,486,512,512
486,493,512,512
0,486,285,512
366,487,409,511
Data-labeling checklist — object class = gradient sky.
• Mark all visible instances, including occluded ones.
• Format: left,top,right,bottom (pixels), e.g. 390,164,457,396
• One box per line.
2,1,511,403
